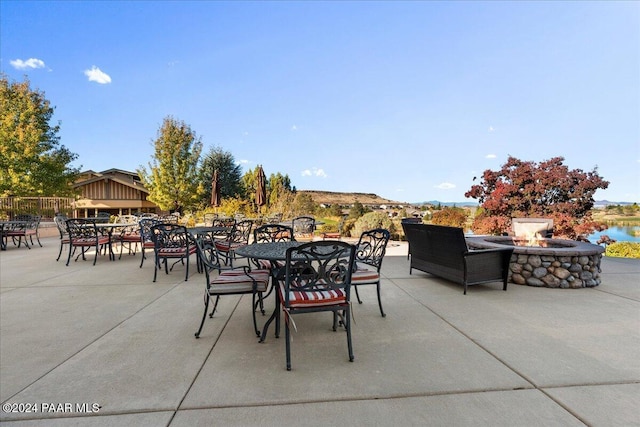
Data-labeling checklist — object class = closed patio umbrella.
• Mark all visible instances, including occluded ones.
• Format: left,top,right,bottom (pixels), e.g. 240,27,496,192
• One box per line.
256,165,267,208
211,169,221,207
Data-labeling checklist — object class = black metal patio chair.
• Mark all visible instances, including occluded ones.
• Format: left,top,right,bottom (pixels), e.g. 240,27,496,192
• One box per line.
150,223,196,282
351,228,391,317
192,234,270,338
277,240,356,370
65,218,112,266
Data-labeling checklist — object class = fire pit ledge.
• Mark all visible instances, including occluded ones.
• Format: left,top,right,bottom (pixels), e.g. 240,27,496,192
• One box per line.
466,236,604,288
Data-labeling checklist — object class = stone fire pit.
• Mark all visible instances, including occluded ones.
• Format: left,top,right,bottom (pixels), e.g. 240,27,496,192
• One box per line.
466,236,604,288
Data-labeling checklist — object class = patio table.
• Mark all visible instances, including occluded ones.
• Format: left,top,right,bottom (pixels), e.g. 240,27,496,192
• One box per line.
235,241,303,342
235,241,352,343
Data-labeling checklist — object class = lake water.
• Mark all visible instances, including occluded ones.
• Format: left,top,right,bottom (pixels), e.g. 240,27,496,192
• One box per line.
587,226,640,243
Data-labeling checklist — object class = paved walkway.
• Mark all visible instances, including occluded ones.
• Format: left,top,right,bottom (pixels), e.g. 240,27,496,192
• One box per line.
1,237,638,426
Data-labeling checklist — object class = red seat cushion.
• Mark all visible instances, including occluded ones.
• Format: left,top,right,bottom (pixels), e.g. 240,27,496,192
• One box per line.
350,268,380,285
157,246,197,256
214,241,246,252
209,269,270,294
71,236,110,246
278,281,347,308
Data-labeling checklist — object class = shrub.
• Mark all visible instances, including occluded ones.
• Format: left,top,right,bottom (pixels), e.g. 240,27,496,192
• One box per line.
469,213,511,235
342,218,357,237
351,212,394,238
431,207,467,228
605,242,640,259
217,197,252,217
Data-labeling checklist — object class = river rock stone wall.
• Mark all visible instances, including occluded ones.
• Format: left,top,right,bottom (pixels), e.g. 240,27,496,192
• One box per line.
509,253,602,288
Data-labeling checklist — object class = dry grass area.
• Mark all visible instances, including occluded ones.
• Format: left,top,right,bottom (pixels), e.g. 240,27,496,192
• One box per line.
592,210,640,224
299,190,406,206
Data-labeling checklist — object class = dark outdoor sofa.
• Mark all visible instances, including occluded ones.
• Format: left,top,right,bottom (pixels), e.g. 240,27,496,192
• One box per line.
402,223,514,294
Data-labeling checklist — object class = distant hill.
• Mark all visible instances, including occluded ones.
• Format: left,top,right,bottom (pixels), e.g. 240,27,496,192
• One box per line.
298,190,406,206
297,191,483,207
421,200,479,207
594,200,637,207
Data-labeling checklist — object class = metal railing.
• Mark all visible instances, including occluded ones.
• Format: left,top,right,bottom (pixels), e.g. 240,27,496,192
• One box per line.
0,197,75,221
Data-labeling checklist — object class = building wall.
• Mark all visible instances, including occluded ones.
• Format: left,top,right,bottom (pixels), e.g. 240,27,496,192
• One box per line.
79,180,148,201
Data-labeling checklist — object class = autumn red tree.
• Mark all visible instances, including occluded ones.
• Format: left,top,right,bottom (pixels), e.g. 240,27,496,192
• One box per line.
465,156,609,238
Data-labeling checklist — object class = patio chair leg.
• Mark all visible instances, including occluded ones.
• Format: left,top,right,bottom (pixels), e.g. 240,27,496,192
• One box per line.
75,246,88,262
208,295,220,318
251,294,260,336
285,318,292,371
65,245,73,266
56,243,64,261
153,257,160,282
252,292,266,316
354,284,363,304
345,305,354,362
376,282,386,317
195,293,210,338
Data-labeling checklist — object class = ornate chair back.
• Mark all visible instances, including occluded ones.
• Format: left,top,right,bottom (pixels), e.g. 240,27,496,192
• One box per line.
253,224,295,243
291,216,315,241
149,223,195,282
203,213,218,227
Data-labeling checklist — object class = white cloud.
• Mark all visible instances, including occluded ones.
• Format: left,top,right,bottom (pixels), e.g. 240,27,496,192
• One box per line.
485,154,496,159
435,182,456,190
10,58,45,70
84,66,112,84
488,126,495,132
301,167,327,178
291,125,298,131
237,159,249,165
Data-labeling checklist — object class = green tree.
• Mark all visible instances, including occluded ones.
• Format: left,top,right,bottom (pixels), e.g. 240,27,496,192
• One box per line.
199,146,244,205
348,200,369,219
0,74,80,196
268,172,293,207
292,192,316,216
138,116,203,213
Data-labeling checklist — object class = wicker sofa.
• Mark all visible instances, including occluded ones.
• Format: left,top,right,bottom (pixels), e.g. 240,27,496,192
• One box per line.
402,223,513,294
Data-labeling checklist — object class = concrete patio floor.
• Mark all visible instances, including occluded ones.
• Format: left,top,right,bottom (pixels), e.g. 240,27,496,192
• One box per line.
1,236,639,426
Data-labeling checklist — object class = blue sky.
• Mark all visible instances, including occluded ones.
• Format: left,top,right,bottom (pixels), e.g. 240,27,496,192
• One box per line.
2,1,638,203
